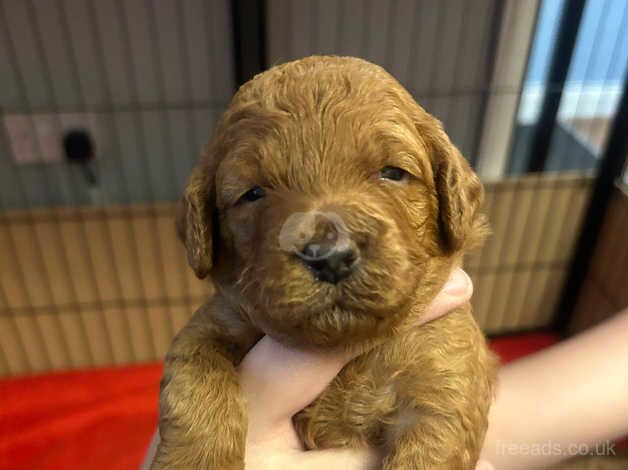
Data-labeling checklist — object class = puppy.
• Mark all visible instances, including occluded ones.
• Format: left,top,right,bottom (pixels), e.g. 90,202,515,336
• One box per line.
153,56,496,469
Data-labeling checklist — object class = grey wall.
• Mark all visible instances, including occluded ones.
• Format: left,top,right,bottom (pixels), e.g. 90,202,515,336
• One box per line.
1,0,508,210
0,0,234,209
267,0,504,161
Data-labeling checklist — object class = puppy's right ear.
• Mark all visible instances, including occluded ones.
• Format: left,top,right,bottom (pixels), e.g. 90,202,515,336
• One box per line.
176,163,215,279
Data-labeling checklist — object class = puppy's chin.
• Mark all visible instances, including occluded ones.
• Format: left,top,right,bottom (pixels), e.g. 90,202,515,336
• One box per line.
239,276,418,349
254,303,397,350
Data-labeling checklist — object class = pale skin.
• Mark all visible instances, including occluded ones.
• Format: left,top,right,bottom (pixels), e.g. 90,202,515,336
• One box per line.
144,271,628,469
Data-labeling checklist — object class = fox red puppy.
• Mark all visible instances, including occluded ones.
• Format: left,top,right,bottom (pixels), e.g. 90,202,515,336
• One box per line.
153,56,497,470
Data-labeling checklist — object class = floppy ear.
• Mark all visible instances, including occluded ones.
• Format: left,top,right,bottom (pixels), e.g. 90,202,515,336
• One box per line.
428,123,488,254
175,161,216,279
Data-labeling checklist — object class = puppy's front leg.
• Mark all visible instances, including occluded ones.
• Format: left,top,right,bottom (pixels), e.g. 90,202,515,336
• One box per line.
383,411,480,470
383,307,496,470
151,299,258,470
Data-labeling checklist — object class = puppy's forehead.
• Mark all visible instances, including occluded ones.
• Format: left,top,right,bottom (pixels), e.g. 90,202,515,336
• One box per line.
221,59,428,188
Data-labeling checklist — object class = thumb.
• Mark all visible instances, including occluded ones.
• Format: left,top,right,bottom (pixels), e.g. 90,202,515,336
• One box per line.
420,268,473,324
239,336,348,432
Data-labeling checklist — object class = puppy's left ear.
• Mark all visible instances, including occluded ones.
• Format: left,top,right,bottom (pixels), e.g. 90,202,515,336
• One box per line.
427,123,488,254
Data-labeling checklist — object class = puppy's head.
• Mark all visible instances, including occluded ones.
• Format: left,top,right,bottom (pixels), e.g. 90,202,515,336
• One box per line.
178,56,486,347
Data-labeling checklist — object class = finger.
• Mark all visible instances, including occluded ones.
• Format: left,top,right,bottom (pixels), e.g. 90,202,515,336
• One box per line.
246,446,381,470
476,459,495,470
419,267,473,325
239,336,348,437
297,447,381,470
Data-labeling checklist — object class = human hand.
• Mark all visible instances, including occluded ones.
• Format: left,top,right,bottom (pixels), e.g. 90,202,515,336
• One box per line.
240,267,492,469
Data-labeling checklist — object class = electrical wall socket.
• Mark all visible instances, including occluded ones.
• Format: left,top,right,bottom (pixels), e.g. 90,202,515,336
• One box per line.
3,112,102,165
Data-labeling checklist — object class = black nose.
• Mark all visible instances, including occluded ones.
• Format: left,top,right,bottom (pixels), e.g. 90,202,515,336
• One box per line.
300,244,360,284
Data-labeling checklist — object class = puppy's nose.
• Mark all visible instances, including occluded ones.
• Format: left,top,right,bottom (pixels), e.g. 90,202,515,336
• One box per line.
301,244,360,284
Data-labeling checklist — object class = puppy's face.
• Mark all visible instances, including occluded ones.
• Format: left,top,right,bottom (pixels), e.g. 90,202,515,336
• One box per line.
179,57,485,348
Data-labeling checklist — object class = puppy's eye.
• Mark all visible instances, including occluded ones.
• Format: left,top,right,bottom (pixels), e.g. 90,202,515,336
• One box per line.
239,186,265,204
380,166,408,181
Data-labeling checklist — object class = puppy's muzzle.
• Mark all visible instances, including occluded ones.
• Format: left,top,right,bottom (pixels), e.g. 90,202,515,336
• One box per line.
279,209,361,284
300,240,360,284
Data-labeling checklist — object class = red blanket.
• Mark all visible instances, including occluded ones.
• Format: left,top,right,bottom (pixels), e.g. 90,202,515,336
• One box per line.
0,334,559,470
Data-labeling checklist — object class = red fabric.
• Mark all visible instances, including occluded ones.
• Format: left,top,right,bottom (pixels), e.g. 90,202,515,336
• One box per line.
0,363,162,470
489,332,560,364
0,332,621,470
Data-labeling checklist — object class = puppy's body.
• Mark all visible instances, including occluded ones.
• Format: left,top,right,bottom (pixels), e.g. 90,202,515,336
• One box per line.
153,56,496,469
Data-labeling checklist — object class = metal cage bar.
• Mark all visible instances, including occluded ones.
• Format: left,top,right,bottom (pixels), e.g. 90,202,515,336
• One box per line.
526,0,586,173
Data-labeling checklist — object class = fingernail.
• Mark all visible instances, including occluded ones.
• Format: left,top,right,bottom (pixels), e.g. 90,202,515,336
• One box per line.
443,268,469,295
